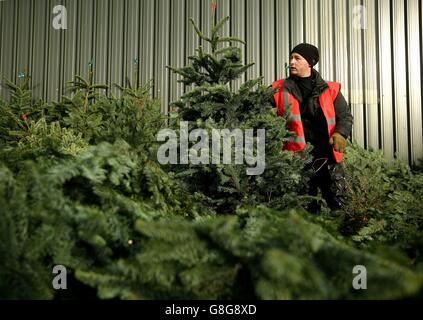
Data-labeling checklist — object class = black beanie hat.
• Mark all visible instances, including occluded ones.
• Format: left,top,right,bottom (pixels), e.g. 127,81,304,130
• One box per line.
290,43,319,66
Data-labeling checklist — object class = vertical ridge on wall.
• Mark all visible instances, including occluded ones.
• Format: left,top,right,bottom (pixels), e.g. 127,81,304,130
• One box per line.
185,0,200,95
46,0,63,102
12,0,18,84
201,0,212,53
378,0,394,159
31,0,46,100
290,0,303,49
16,0,30,89
186,0,201,62
74,0,81,85
389,0,398,158
62,0,76,95
94,0,108,91
349,0,365,147
375,0,382,151
140,0,155,92
320,0,334,80
0,0,2,100
334,0,350,104
3,0,15,95
231,0,246,89
217,0,230,40
246,0,260,80
109,0,125,96
58,0,65,99
304,0,318,67
43,0,52,101
262,0,275,86
275,0,290,80
154,0,170,113
0,0,421,165
392,0,408,163
90,0,96,84
124,0,140,88
363,0,379,151
421,0,423,165
169,0,185,106
407,0,423,165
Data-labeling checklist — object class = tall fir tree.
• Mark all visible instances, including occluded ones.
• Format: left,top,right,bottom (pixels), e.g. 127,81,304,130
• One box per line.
167,14,312,214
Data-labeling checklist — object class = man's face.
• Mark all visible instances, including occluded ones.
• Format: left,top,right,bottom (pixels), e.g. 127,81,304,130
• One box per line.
289,53,311,77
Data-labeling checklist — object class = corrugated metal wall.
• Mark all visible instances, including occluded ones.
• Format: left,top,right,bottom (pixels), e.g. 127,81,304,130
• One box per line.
0,0,422,165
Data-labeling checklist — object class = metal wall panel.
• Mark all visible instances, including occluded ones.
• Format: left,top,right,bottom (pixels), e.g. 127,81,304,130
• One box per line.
0,0,422,165
392,0,409,163
363,0,379,151
246,0,260,79
56,0,67,98
184,0,200,95
0,1,2,99
304,0,318,63
124,0,141,89
275,0,290,80
16,0,31,86
334,0,350,104
186,0,200,63
108,0,125,96
169,0,185,105
407,0,423,165
349,0,365,147
290,0,303,47
230,0,246,88
378,0,394,159
201,0,213,53
320,0,334,81
154,0,170,113
60,0,76,97
46,0,63,102
139,0,154,91
93,0,108,90
216,0,230,38
1,0,16,101
261,0,275,86
31,0,47,100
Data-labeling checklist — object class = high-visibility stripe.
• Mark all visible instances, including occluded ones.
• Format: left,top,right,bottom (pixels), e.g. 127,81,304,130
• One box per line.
284,135,306,143
288,114,302,122
327,117,336,125
284,89,289,107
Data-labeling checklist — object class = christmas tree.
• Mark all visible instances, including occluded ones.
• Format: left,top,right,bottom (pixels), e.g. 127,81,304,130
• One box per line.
0,68,203,299
166,14,312,214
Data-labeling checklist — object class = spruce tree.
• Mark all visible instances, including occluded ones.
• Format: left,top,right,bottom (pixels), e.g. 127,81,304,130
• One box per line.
167,15,312,214
0,69,203,299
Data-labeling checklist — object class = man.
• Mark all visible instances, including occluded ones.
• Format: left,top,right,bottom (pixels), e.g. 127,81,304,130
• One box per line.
271,43,353,212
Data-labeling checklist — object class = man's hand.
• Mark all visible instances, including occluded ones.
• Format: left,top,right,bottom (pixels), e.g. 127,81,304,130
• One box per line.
329,132,347,153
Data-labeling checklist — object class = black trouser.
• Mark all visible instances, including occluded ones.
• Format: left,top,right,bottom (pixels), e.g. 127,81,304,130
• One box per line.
307,159,350,212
